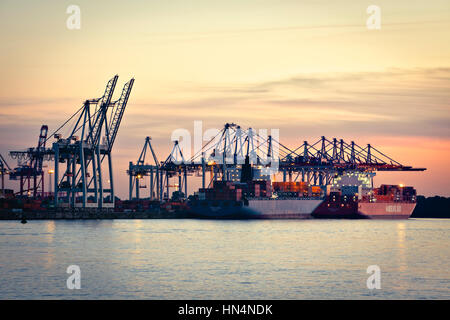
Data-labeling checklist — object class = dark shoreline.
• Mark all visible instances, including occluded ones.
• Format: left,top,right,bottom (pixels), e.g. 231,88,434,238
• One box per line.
411,196,450,218
0,209,188,220
0,195,448,220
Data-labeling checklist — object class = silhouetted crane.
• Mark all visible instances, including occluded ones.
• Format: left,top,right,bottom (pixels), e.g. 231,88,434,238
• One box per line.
0,153,12,195
9,125,50,197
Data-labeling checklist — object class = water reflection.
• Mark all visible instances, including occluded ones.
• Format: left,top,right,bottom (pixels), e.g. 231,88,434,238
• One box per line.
0,219,448,299
396,222,407,271
132,220,143,255
43,221,56,269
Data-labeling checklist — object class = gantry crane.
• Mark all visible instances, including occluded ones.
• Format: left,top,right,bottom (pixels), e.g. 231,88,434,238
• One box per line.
278,136,426,185
127,137,160,200
149,123,426,201
0,153,12,195
159,140,188,200
9,125,51,197
51,75,134,209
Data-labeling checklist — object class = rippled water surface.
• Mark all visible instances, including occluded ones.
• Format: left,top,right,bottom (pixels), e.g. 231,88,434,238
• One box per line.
0,219,449,299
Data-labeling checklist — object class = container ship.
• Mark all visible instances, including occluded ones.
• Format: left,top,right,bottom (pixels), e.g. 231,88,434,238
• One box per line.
312,172,417,219
187,157,324,219
187,169,417,219
188,180,323,219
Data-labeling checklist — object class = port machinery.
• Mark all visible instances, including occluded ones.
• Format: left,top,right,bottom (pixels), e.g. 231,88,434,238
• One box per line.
145,123,425,201
4,75,133,209
0,153,12,195
8,125,53,197
278,136,426,186
127,136,160,200
48,75,134,209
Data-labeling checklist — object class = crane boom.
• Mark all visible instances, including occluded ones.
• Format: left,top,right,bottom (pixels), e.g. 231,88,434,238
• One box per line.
34,125,48,173
0,154,12,171
107,78,134,152
89,75,118,147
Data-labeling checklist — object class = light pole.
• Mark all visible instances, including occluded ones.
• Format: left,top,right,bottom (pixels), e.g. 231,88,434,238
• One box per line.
49,169,54,196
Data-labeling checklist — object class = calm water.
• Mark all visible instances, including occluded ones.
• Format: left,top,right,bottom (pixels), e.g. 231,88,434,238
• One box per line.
0,219,449,299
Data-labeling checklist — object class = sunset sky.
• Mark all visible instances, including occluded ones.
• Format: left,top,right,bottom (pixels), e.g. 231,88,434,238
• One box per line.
0,0,449,197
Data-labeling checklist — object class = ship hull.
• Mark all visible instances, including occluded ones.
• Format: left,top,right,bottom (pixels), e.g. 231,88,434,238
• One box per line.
245,199,323,219
357,202,416,219
188,197,416,220
312,200,362,219
312,201,416,219
188,198,324,219
187,200,249,219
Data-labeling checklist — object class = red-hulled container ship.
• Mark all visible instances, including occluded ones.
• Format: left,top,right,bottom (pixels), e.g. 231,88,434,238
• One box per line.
312,172,417,219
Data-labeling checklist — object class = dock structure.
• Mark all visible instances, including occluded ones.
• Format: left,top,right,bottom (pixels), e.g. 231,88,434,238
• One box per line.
3,79,425,210
51,75,134,209
127,137,159,201
127,123,425,203
0,153,12,195
4,75,134,210
9,125,51,197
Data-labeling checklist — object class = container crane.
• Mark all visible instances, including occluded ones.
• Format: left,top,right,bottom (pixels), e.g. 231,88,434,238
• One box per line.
127,136,159,200
0,153,12,195
153,123,426,200
52,75,134,209
9,125,50,197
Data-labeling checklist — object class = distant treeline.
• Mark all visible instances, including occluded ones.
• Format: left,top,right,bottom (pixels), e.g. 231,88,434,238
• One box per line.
412,196,450,218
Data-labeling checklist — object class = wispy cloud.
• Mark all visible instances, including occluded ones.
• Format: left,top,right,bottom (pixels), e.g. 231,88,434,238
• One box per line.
119,67,450,139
